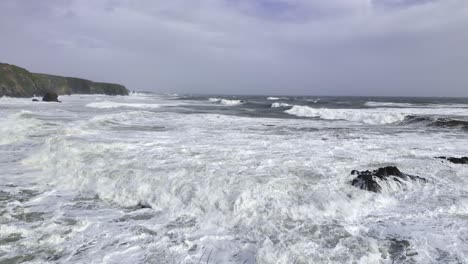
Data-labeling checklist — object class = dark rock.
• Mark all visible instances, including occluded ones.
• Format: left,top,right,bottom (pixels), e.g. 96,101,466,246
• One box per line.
350,166,427,193
375,166,404,177
32,99,39,102
42,92,61,102
386,238,417,262
135,202,151,209
436,156,468,164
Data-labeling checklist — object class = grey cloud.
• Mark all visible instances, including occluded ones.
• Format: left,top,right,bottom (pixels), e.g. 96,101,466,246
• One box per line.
0,0,467,96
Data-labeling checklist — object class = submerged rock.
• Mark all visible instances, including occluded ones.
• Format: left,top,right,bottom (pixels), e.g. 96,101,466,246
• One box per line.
382,238,418,263
32,99,39,102
350,166,427,193
436,156,468,164
42,92,60,102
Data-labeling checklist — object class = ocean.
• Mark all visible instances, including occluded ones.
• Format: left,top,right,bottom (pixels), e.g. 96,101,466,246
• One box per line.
1,93,467,263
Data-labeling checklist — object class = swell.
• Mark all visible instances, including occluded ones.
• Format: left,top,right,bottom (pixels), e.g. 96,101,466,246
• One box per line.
404,115,468,130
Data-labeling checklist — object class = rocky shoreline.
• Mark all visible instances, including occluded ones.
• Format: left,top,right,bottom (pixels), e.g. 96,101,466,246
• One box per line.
350,157,467,193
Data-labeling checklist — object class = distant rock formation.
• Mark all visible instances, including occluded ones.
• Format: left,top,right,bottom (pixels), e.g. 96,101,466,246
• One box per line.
0,62,128,97
436,156,468,164
42,92,60,102
350,166,427,193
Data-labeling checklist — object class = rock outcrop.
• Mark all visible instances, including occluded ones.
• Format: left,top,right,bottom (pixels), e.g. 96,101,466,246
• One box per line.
0,62,128,97
350,166,427,193
436,156,468,164
42,92,60,102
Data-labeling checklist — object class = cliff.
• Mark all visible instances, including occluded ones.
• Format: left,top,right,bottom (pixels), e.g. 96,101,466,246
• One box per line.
0,62,128,97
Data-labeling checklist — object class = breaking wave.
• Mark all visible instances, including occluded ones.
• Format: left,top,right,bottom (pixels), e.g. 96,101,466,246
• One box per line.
271,102,291,108
208,98,245,106
284,105,407,125
365,101,468,108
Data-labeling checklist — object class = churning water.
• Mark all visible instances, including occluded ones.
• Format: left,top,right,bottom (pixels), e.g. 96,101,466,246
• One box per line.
1,93,467,263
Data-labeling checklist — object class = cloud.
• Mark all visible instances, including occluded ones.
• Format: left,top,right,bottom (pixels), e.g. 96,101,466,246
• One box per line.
0,0,467,96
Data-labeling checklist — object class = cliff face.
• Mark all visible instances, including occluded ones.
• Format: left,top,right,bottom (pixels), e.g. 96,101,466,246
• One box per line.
0,63,39,97
0,62,128,97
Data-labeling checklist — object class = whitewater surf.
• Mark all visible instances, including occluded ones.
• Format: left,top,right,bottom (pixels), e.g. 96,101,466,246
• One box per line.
1,94,467,263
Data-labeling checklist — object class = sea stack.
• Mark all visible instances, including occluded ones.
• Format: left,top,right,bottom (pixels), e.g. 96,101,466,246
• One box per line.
42,92,61,102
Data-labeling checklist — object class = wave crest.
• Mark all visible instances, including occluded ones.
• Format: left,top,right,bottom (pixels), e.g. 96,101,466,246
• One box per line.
365,101,468,108
284,106,407,125
271,102,291,108
208,98,245,106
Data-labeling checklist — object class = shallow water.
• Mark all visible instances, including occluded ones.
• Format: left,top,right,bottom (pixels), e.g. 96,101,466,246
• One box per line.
0,93,467,263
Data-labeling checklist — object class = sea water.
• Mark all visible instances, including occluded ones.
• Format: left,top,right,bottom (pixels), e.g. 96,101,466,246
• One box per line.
0,93,467,263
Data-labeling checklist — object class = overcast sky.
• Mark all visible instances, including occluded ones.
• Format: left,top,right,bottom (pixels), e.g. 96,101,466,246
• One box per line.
1,0,467,96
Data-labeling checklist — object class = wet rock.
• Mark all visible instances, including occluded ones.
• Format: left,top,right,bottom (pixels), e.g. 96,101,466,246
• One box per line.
135,202,152,209
436,156,468,164
350,166,427,193
32,99,39,102
42,92,61,102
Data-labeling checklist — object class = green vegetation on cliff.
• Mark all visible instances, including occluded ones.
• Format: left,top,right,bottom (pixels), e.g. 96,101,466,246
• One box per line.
0,63,38,97
0,62,128,97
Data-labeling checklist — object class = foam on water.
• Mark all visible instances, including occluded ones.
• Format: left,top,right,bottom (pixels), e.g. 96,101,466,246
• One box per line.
285,105,468,125
86,101,161,109
1,95,468,263
129,91,152,97
366,101,468,108
208,98,245,106
285,106,407,124
271,102,291,108
0,111,52,145
20,112,468,263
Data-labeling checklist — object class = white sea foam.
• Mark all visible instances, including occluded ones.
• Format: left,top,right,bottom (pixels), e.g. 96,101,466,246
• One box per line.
220,99,244,106
1,95,468,263
285,105,407,124
285,105,468,125
129,91,151,97
267,97,280,100
86,101,161,109
365,101,468,108
271,102,291,108
208,98,245,106
0,111,47,145
208,98,221,102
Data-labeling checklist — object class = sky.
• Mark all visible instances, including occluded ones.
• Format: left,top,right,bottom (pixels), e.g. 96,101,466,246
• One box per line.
0,0,467,96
